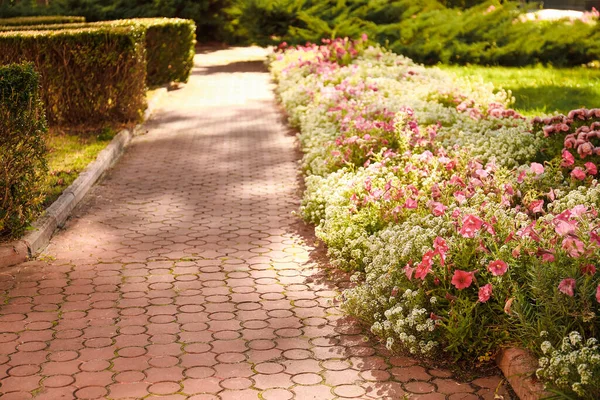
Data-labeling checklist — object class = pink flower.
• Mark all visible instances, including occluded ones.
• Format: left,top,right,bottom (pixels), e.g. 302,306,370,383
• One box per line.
554,220,577,236
558,278,576,297
561,149,575,167
581,264,596,275
454,191,467,204
459,214,484,238
451,269,475,290
431,202,447,216
478,284,493,303
571,167,587,180
596,284,600,303
403,264,415,281
529,200,544,214
571,205,588,217
487,260,509,276
585,162,598,175
415,251,434,280
591,231,600,246
404,198,418,209
530,162,544,175
562,237,585,258
433,236,448,266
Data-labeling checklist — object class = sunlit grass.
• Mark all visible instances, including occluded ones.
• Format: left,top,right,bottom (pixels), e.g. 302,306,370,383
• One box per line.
439,65,600,117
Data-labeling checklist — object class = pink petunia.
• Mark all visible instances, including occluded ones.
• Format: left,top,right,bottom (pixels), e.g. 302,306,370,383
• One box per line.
459,214,484,238
529,200,544,214
562,237,585,258
558,278,576,297
571,167,587,181
596,284,600,303
554,220,577,236
404,198,418,209
454,191,467,204
581,264,596,275
431,202,447,216
478,283,493,303
451,269,475,290
414,251,434,280
433,236,448,266
487,260,509,276
403,264,415,281
585,162,598,175
561,149,575,167
530,162,544,175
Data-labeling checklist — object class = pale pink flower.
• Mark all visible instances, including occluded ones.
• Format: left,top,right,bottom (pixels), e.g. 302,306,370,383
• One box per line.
451,269,475,290
562,237,585,258
434,236,448,266
487,260,509,276
558,278,576,297
554,220,577,236
585,162,598,175
431,202,447,216
571,205,588,217
529,200,544,214
404,198,418,209
561,149,575,167
530,162,544,175
478,284,493,303
459,214,484,238
403,264,415,281
596,284,600,303
571,167,587,180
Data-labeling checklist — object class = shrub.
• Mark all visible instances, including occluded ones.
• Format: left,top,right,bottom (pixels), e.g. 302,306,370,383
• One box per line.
0,26,147,126
0,18,196,87
0,63,47,239
0,15,85,26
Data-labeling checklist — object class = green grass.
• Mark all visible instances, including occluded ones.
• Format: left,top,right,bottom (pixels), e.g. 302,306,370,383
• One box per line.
439,65,600,117
42,127,117,207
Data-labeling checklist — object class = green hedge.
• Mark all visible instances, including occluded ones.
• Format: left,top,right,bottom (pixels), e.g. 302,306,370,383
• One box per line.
0,27,147,126
0,18,196,87
0,63,47,238
0,15,85,26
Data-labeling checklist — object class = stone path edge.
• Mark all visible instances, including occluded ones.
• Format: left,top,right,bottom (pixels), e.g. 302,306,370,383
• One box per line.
0,87,168,269
496,348,549,400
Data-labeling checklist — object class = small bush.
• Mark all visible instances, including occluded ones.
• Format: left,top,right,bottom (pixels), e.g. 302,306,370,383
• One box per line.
0,15,85,26
0,26,147,126
0,63,47,238
0,18,196,87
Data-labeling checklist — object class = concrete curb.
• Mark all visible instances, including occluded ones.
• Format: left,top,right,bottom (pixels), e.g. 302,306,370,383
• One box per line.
0,87,167,269
496,347,550,400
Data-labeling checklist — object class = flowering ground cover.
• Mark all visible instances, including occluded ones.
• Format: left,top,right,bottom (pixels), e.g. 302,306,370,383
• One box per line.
270,38,600,398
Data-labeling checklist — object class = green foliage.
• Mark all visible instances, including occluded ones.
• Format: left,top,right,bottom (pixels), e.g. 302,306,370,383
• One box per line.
0,15,85,25
0,18,196,86
0,63,47,238
0,26,147,126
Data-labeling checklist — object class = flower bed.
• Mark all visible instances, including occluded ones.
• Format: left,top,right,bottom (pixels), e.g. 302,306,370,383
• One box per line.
271,38,600,399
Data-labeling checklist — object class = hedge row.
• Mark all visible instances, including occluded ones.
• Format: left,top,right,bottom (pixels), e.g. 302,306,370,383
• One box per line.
0,26,147,126
0,63,47,238
0,15,85,26
0,18,196,87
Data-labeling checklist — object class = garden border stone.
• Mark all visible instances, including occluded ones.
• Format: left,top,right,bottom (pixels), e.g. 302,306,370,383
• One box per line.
496,347,550,400
0,87,167,269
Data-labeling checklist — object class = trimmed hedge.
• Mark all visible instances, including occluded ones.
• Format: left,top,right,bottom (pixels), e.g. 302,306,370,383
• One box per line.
0,27,147,126
0,18,196,87
0,63,47,238
0,15,85,26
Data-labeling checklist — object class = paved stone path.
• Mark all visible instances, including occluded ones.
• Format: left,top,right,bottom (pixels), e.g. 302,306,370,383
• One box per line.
0,48,509,400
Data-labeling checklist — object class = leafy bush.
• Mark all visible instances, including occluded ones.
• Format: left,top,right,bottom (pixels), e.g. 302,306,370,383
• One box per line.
0,15,85,26
272,38,600,396
0,26,147,126
0,18,196,87
0,63,47,238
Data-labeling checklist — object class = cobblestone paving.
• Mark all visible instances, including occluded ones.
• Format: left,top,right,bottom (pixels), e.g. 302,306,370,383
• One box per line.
0,48,509,399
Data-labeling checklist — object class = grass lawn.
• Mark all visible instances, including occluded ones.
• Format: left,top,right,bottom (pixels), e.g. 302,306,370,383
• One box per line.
42,127,117,207
439,65,600,117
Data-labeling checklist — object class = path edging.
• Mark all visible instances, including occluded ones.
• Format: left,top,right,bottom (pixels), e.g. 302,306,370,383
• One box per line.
0,87,167,269
496,347,550,400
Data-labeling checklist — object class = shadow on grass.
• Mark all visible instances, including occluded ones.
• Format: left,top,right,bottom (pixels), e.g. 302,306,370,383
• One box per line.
507,85,596,115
